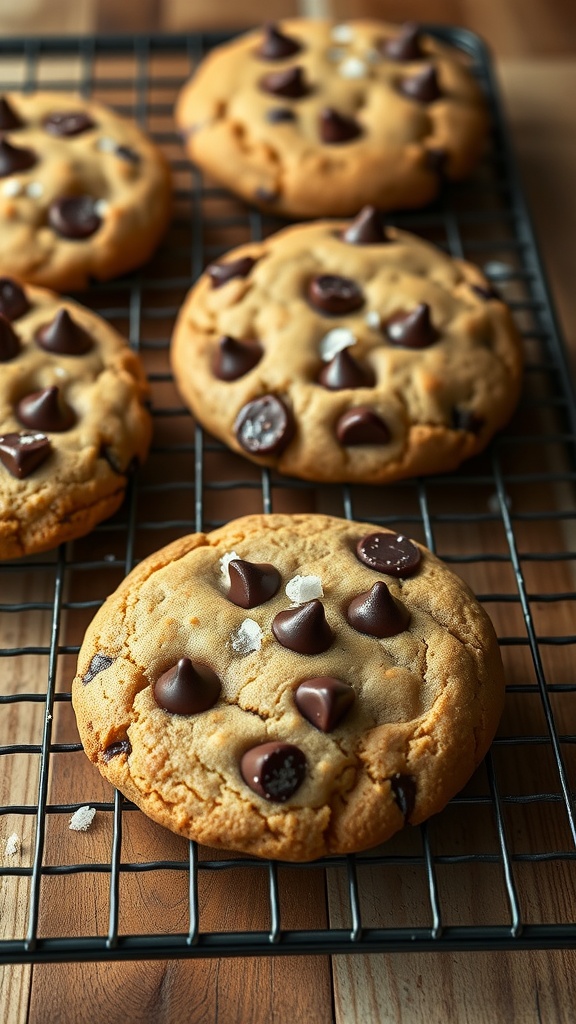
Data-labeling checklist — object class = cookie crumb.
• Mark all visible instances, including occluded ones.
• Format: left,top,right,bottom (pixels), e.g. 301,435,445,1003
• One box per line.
4,833,20,856
231,618,263,654
319,327,356,362
69,806,96,832
285,574,324,604
220,549,241,585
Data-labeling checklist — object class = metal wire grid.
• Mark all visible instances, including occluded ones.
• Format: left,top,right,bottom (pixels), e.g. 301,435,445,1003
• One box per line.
0,27,574,963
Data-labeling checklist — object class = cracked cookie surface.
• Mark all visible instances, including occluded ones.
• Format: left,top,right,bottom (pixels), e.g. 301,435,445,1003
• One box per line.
175,19,488,218
171,214,523,484
72,513,504,861
0,279,151,558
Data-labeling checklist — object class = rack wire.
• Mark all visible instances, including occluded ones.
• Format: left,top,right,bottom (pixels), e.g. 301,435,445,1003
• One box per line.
0,27,575,964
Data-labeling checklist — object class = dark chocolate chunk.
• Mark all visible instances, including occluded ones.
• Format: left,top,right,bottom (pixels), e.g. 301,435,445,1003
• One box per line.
471,283,500,301
48,195,102,239
227,558,281,609
115,144,140,164
44,111,96,137
452,407,484,434
390,773,416,821
266,107,297,123
400,65,441,104
0,278,29,321
154,657,221,715
260,65,310,98
207,256,256,288
356,532,421,577
346,581,410,638
0,315,21,361
258,23,302,60
318,349,373,390
36,309,93,356
308,274,364,315
0,96,24,131
272,599,333,655
342,206,389,245
0,138,36,178
319,107,362,144
336,407,390,446
425,147,448,175
213,335,263,381
382,23,423,61
0,432,51,478
386,303,439,349
240,741,306,801
234,394,294,456
17,386,76,433
295,677,355,732
83,652,114,684
102,738,132,762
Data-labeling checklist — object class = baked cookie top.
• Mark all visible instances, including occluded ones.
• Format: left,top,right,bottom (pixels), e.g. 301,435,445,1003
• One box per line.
72,513,505,862
175,19,488,218
0,91,172,289
170,212,523,484
0,278,151,558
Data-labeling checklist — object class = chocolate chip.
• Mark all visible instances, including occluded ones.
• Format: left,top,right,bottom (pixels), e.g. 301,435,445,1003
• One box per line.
386,303,439,349
0,96,24,131
154,657,221,716
342,206,389,245
266,107,296,123
318,349,373,390
213,335,263,381
240,741,306,801
207,256,256,288
0,315,20,361
48,195,102,239
17,386,76,433
258,23,302,60
260,65,310,98
382,23,423,61
425,147,448,175
471,283,500,301
336,407,390,446
346,581,410,638
234,394,294,456
390,773,416,821
295,677,355,732
452,407,484,433
400,66,441,104
227,558,281,609
356,532,421,577
0,278,29,321
102,738,131,762
0,138,36,178
0,432,51,478
272,599,333,654
115,144,140,164
36,309,93,356
83,653,114,684
319,107,362,144
43,112,96,137
308,274,364,315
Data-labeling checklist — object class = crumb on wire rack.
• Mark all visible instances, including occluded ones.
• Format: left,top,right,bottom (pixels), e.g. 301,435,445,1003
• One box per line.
4,833,20,857
69,806,96,832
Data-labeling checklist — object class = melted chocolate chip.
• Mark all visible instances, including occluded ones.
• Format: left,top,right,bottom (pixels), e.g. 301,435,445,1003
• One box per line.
390,773,416,821
319,107,362,144
346,581,410,638
213,335,263,381
207,256,256,288
0,432,51,478
386,304,439,349
295,677,355,732
240,741,306,801
115,144,140,164
154,657,221,715
356,532,421,577
342,206,389,245
0,138,36,178
452,407,484,433
234,394,294,456
83,653,114,684
258,23,302,60
17,386,75,433
382,23,423,61
400,65,441,104
260,65,310,98
266,107,296,123
0,97,24,131
0,278,29,321
102,738,132,762
471,283,500,301
44,112,96,137
48,195,102,239
227,558,281,609
0,315,20,361
272,599,333,655
308,274,364,315
318,349,373,390
336,407,390,446
36,309,93,356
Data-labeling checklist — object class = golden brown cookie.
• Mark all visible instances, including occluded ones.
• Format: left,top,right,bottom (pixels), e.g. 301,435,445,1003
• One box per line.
175,19,488,218
0,278,151,558
170,212,523,484
72,513,505,862
0,92,172,289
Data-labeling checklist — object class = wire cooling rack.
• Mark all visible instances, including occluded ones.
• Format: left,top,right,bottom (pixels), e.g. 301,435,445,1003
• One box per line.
0,27,575,965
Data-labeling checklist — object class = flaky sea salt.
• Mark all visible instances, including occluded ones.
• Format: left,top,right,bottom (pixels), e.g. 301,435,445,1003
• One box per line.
319,327,356,362
339,57,367,79
231,618,263,655
26,181,44,198
69,806,96,832
220,550,241,586
331,24,353,43
4,833,20,857
94,198,109,217
97,136,116,153
2,179,22,198
365,310,381,330
285,574,324,604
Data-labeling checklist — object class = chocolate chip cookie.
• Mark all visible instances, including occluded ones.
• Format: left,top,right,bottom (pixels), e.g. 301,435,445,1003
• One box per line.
0,92,171,289
170,212,523,484
175,20,488,218
0,278,151,558
72,513,504,861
